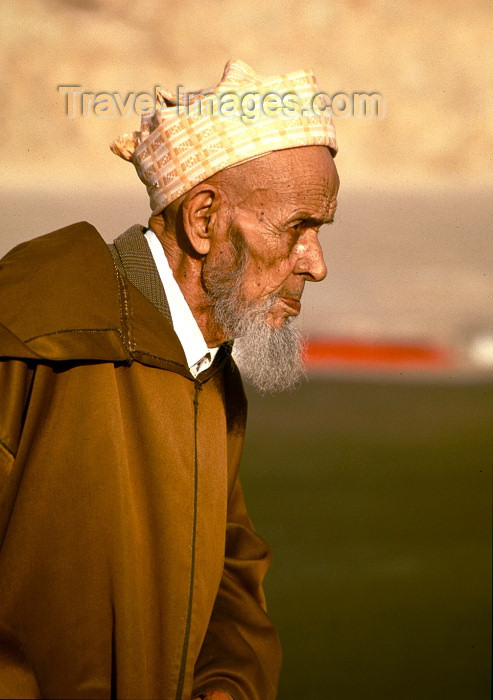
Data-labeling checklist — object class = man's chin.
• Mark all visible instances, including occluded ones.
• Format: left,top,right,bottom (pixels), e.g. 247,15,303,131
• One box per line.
266,309,299,331
267,298,302,327
265,315,287,331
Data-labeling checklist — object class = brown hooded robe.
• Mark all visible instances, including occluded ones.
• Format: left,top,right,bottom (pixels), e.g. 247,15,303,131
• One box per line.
0,223,281,700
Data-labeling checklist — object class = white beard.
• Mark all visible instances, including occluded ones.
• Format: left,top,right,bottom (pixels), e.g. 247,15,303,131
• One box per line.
203,240,305,393
231,301,305,393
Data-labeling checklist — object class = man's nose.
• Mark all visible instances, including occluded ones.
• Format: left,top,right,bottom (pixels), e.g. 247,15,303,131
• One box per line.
294,232,327,282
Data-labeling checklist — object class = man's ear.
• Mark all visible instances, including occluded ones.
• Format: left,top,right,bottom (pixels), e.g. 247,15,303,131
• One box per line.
181,184,223,255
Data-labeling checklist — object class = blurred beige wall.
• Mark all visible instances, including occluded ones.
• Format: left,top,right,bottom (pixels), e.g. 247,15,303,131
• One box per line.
1,0,492,191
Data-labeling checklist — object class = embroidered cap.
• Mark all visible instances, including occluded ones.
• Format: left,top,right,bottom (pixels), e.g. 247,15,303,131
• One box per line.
110,59,338,215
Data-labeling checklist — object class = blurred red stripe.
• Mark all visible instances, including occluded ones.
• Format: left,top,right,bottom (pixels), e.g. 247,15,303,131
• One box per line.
304,338,453,370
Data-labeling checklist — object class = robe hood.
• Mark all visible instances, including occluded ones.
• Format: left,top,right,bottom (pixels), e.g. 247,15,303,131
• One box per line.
0,222,192,374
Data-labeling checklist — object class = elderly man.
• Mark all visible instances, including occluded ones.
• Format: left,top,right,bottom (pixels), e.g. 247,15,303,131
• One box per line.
0,60,338,699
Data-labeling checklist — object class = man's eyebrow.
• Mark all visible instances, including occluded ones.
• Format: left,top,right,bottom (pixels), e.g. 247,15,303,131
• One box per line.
285,212,335,227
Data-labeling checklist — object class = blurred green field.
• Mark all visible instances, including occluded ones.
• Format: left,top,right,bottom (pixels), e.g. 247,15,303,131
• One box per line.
241,376,492,699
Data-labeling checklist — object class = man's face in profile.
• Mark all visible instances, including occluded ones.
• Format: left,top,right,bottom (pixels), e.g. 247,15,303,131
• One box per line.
203,145,339,392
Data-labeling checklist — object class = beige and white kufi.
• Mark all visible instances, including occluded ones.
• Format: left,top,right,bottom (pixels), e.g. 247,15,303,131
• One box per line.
111,59,338,215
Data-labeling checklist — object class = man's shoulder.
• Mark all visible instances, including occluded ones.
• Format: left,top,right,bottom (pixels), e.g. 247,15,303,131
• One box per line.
0,222,128,362
1,221,111,274
0,222,190,372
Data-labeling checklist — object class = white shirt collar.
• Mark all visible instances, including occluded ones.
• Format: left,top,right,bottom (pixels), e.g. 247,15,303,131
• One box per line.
144,229,219,377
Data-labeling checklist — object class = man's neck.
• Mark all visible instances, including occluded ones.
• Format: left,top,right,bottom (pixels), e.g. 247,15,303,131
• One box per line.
148,221,227,347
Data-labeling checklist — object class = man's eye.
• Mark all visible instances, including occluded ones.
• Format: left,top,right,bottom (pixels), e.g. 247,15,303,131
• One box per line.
290,222,304,232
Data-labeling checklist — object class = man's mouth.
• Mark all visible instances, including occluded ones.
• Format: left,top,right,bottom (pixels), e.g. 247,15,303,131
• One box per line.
279,296,301,314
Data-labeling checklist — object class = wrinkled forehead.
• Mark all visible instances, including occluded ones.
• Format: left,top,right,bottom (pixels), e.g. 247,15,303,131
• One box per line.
226,146,339,218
